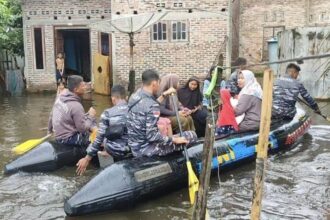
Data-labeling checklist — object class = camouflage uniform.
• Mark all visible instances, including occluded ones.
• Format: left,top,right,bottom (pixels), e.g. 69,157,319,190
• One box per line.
127,89,197,157
272,75,319,120
86,101,130,159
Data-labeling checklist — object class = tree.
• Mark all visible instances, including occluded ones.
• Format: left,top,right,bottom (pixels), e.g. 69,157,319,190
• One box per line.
0,0,23,57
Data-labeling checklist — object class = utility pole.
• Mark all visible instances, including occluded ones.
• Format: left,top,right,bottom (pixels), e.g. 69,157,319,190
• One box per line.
225,0,233,79
250,69,274,219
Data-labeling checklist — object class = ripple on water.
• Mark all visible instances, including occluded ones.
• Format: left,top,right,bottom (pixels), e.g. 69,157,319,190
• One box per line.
0,173,77,220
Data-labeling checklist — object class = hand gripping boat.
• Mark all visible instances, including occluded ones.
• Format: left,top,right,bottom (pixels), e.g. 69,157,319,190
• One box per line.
64,109,311,216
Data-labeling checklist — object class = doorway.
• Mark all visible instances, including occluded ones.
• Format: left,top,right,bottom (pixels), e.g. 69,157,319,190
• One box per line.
55,29,91,81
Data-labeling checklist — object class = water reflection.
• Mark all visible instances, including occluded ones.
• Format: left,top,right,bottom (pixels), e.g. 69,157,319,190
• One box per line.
0,94,329,220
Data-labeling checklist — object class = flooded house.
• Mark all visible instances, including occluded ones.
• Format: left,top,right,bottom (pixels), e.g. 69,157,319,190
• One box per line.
21,0,229,93
238,0,330,98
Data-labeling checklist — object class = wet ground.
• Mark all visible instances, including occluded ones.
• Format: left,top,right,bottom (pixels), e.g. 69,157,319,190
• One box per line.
0,93,329,220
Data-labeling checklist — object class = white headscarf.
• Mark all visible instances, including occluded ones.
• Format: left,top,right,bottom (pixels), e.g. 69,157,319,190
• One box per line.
238,70,263,100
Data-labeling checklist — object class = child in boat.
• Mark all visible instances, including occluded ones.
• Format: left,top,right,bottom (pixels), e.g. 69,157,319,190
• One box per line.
216,89,239,136
202,66,216,110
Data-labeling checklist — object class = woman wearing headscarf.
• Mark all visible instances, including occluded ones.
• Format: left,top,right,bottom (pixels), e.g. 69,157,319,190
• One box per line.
159,74,195,133
235,70,263,131
178,77,208,137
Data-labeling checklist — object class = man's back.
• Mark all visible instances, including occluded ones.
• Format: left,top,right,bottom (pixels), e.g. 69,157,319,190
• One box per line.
51,90,94,140
127,89,172,157
127,89,155,155
88,101,129,158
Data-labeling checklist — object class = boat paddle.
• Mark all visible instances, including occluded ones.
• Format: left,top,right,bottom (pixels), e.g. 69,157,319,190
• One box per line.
12,133,52,155
170,94,199,205
297,97,330,122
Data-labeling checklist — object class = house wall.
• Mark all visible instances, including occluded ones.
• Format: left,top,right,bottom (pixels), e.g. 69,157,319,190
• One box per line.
239,0,330,72
21,0,111,92
278,27,330,99
239,0,308,72
110,0,228,85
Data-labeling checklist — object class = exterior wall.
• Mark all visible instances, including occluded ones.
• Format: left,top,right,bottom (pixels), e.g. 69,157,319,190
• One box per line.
111,0,228,85
308,0,330,26
21,0,111,92
239,0,307,72
278,27,330,99
239,0,330,72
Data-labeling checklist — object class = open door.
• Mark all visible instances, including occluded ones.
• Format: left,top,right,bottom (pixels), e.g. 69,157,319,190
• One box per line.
93,53,111,95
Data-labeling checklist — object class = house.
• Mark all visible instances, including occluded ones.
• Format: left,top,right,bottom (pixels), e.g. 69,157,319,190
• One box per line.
238,0,330,98
239,0,330,70
21,0,228,92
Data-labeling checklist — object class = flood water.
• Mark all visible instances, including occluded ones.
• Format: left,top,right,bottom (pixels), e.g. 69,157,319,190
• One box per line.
0,93,329,220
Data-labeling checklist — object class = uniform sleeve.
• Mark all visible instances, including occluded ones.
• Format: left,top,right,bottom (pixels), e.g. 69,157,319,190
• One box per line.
146,103,173,145
299,83,319,111
87,111,108,157
235,95,253,116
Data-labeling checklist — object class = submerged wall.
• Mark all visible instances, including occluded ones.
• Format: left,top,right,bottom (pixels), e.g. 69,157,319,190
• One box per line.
278,27,330,99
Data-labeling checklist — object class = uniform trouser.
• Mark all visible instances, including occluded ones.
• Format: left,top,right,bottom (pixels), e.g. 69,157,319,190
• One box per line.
142,130,198,157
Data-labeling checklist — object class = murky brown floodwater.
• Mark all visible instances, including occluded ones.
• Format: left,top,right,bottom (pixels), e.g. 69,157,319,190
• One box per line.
0,93,329,220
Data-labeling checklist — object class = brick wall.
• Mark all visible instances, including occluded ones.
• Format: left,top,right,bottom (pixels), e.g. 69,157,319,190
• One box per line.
239,0,306,72
111,0,228,86
22,0,111,92
308,0,330,26
239,0,330,73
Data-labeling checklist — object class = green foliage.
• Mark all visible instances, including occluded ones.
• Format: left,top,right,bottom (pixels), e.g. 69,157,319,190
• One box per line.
0,0,23,56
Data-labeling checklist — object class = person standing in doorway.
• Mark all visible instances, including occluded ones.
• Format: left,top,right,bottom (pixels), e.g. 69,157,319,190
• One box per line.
56,52,65,85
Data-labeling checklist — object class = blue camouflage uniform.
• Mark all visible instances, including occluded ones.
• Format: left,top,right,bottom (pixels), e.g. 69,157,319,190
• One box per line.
86,101,130,159
127,89,197,157
272,75,319,120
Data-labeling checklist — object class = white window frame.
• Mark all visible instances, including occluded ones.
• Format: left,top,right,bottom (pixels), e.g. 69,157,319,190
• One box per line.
151,20,189,43
171,21,188,42
152,22,168,42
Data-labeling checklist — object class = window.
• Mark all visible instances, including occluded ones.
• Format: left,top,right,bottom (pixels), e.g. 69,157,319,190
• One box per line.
100,33,110,56
34,28,44,69
173,2,183,8
152,21,188,42
172,21,187,41
156,3,166,8
152,22,167,41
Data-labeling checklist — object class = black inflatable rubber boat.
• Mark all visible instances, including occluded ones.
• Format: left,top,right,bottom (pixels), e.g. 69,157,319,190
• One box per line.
64,109,311,216
4,141,86,174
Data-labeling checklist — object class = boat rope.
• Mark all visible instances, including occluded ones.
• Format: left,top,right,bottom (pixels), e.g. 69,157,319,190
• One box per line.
210,95,223,220
210,95,222,188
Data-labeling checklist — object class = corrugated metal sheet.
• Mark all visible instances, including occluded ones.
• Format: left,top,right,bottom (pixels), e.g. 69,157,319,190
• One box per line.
278,27,330,99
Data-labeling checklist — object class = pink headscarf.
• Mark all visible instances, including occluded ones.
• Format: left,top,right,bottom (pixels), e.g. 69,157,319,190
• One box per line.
159,74,180,111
